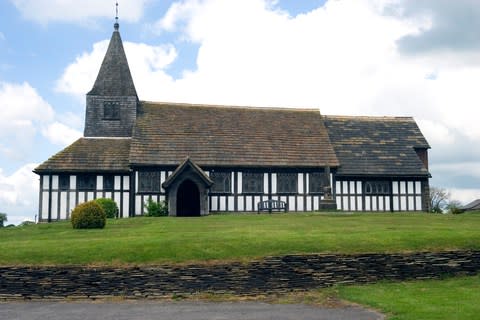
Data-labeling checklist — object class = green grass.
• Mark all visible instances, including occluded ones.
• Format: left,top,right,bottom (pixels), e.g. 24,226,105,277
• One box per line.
1,212,480,266
336,275,480,320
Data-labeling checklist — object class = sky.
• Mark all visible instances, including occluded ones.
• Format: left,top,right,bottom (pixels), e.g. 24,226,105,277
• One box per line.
1,0,480,225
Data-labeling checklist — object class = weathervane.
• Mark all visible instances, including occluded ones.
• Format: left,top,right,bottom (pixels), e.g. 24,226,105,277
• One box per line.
114,1,119,30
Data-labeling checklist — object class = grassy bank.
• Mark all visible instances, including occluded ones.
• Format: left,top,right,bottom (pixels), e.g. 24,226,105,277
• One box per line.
1,212,480,266
336,274,480,320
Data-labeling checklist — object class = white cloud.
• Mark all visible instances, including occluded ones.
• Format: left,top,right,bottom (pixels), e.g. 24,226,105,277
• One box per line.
0,164,39,225
10,0,151,25
42,122,82,146
0,82,54,161
55,0,480,193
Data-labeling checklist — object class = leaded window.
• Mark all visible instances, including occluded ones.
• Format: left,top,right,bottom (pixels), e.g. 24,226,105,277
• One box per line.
211,171,231,194
77,174,96,190
103,175,115,191
59,175,70,191
242,172,264,194
103,101,120,120
309,172,328,194
365,181,390,195
277,173,297,194
138,171,160,193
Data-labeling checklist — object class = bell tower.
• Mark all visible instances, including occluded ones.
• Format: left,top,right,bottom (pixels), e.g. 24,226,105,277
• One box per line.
84,7,138,137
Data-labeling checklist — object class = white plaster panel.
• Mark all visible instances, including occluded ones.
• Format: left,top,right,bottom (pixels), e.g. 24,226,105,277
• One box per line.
385,197,390,211
289,196,296,211
160,172,166,191
97,176,103,190
407,182,414,194
52,175,59,190
343,196,349,210
272,173,277,194
264,174,268,195
238,196,244,211
51,192,58,220
306,196,312,211
135,172,139,192
365,197,371,211
237,172,242,194
70,176,76,190
356,181,362,195
336,196,341,210
114,192,121,209
69,192,76,215
220,197,226,211
298,174,304,194
349,182,355,194
60,192,68,220
43,175,50,190
306,174,309,194
378,197,384,211
123,176,130,191
78,192,85,204
335,181,341,195
211,196,218,211
228,196,235,211
408,196,415,211
400,181,406,194
246,196,252,211
416,196,422,211
297,197,304,211
313,196,319,211
392,181,399,194
372,196,378,211
400,197,407,211
42,192,49,218
123,193,129,217
114,176,121,191
357,197,363,211
342,181,348,194
87,192,94,201
135,196,142,216
350,196,356,211
104,192,112,199
415,181,421,195
393,196,399,211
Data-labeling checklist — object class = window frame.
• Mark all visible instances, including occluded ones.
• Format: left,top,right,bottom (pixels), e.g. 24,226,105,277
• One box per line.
138,171,161,193
210,171,232,194
309,172,328,194
242,172,264,194
276,172,298,194
76,174,97,191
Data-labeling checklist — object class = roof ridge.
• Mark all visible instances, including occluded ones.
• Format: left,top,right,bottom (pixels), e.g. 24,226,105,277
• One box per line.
141,101,321,113
325,115,414,121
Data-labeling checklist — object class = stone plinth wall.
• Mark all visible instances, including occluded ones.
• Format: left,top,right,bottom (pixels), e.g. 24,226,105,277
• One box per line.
1,251,479,299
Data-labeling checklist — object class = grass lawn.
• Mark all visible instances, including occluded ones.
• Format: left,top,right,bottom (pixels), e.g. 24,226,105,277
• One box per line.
1,212,480,266
336,274,480,320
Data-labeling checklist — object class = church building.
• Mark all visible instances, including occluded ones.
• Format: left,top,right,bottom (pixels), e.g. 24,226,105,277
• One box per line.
34,21,431,221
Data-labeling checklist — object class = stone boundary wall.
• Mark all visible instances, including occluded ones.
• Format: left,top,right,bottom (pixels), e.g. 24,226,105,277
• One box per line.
1,251,479,300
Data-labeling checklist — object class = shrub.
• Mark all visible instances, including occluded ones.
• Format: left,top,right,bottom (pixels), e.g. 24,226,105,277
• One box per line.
71,201,106,229
144,198,168,217
95,198,119,219
447,200,465,215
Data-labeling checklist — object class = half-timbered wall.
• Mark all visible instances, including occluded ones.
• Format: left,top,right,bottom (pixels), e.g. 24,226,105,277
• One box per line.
133,169,331,214
39,174,130,222
334,179,426,212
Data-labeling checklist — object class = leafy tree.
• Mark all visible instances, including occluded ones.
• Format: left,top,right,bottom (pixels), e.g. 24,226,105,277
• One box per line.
430,187,450,213
0,213,7,227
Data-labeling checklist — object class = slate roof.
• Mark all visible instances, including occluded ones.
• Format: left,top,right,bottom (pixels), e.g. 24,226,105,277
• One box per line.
34,138,131,173
129,102,340,168
463,199,480,211
323,116,430,177
87,27,137,97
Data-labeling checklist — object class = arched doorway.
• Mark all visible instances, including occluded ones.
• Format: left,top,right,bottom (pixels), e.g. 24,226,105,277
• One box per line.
176,179,200,217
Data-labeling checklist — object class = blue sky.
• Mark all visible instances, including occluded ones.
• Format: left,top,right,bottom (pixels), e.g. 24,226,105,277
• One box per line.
1,0,480,224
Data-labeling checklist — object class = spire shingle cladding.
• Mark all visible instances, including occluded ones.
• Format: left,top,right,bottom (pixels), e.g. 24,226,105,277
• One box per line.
323,116,430,177
87,28,137,97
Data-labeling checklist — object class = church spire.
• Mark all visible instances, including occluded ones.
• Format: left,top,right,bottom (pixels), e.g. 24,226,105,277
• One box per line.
87,2,137,97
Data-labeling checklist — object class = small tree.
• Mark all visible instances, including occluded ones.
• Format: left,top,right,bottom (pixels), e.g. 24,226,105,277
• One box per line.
0,213,7,227
430,187,450,213
446,200,464,214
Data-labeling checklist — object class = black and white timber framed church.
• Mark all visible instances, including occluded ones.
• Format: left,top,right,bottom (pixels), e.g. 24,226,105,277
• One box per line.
34,20,431,221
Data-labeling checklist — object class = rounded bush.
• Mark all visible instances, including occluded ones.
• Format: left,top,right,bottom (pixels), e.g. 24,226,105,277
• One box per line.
95,198,119,219
71,201,106,229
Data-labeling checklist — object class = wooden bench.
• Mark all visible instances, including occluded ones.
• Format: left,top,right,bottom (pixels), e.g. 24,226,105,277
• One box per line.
257,199,287,213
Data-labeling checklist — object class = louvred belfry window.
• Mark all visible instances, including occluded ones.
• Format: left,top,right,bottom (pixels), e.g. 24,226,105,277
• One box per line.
103,101,120,120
